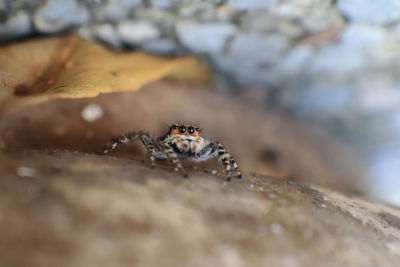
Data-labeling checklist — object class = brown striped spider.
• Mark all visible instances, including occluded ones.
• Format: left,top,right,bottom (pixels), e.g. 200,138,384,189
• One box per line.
102,123,242,181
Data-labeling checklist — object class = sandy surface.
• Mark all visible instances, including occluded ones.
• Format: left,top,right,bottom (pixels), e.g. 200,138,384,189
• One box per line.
1,149,399,267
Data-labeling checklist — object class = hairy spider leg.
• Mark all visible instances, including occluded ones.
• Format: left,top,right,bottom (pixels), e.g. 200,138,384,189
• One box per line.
159,143,188,178
102,131,157,168
192,142,218,161
216,142,235,181
146,141,156,168
229,157,242,179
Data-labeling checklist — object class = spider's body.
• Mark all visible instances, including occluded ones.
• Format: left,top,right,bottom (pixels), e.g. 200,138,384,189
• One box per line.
102,124,242,181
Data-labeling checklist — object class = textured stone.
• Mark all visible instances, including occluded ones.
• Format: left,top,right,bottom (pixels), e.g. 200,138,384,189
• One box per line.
0,11,31,41
226,0,278,10
340,23,389,46
142,38,178,54
150,0,171,9
337,0,400,25
1,150,400,267
276,45,314,76
176,21,236,54
95,0,141,22
117,20,160,46
310,45,367,75
34,0,90,33
93,24,122,48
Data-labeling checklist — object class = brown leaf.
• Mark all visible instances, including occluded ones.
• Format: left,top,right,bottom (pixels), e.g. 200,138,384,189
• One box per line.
0,35,211,115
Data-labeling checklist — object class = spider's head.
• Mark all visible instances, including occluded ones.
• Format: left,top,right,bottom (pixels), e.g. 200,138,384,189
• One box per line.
169,124,201,137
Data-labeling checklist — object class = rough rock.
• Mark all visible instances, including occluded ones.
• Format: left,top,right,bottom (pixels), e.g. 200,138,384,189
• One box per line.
176,21,236,54
226,0,278,10
2,0,400,207
95,0,142,22
34,0,91,33
117,20,160,46
337,0,400,25
0,11,32,41
0,149,399,267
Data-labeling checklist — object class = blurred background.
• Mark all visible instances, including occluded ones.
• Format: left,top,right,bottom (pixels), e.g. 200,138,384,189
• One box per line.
1,0,400,207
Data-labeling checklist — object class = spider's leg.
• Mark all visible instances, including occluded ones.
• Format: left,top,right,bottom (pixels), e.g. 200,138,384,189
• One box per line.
144,138,156,169
229,157,242,179
216,142,235,182
102,131,150,154
160,143,188,178
192,142,217,161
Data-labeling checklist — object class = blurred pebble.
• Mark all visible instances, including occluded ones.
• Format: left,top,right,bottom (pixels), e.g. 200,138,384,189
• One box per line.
81,103,104,122
226,0,278,11
118,20,160,46
176,21,236,54
17,166,37,178
0,11,31,41
34,0,90,33
337,0,400,25
270,222,284,235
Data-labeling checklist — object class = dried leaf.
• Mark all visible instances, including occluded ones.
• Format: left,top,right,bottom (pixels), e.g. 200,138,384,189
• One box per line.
0,35,211,115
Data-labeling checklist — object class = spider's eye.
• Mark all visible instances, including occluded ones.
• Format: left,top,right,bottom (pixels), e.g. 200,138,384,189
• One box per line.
188,126,195,134
179,125,186,133
195,127,200,132
171,125,178,129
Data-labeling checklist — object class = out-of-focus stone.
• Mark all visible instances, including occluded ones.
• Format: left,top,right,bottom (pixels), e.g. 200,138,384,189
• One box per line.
142,38,178,54
34,0,91,33
150,0,171,10
340,23,389,46
276,45,314,76
337,0,400,25
93,24,122,48
226,0,278,10
117,20,160,46
0,11,32,41
95,0,141,22
213,33,289,85
176,21,236,54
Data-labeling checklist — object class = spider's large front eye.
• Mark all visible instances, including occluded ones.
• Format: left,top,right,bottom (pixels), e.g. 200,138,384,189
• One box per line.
188,126,195,134
179,125,186,133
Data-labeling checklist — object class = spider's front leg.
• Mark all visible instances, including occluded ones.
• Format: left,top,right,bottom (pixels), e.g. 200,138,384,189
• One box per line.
159,143,188,178
102,131,157,168
215,142,242,181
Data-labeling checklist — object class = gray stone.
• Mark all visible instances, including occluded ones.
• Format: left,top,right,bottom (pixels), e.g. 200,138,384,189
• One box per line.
0,11,32,41
117,20,160,46
340,23,388,46
142,38,178,54
226,0,278,11
95,0,141,22
337,0,400,25
310,45,368,75
229,33,289,67
240,11,305,38
276,45,314,76
34,0,91,33
77,25,96,41
178,2,216,19
176,21,236,54
93,24,122,48
212,33,289,85
150,0,171,10
132,8,177,35
367,147,400,206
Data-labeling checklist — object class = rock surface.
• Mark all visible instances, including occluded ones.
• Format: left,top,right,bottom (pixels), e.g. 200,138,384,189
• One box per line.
2,0,400,205
1,149,400,267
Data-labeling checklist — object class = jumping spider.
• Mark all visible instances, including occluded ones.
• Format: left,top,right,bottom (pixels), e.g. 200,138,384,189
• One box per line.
102,123,242,181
